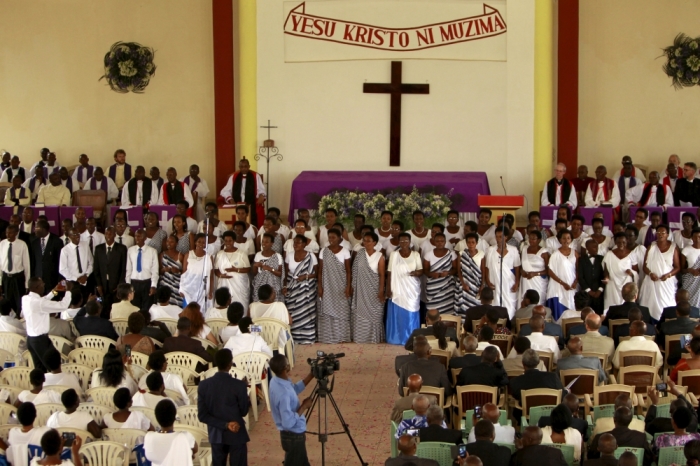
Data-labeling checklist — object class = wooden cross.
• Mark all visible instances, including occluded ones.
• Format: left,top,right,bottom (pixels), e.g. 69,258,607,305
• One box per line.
363,61,430,167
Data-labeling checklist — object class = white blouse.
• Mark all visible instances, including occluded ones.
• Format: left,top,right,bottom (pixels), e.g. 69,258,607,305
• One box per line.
364,250,383,273
319,247,351,262
285,251,318,275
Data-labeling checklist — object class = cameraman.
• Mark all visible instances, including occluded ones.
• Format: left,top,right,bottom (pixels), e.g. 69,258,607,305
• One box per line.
269,354,314,466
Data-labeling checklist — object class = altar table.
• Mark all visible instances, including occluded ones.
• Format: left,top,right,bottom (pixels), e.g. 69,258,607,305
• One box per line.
288,171,491,221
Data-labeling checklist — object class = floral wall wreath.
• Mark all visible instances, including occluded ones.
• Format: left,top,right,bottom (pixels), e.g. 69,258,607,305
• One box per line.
663,33,700,89
99,42,156,94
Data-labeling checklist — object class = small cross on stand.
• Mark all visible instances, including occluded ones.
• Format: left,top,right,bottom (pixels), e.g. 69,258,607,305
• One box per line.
363,61,430,167
254,120,283,210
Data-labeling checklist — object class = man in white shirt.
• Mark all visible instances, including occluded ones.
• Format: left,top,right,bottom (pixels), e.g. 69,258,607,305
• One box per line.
126,229,159,313
205,287,231,320
80,218,106,256
71,153,94,188
132,371,178,410
509,315,560,362
625,171,674,209
46,388,102,439
585,165,621,208
541,163,577,209
475,327,504,361
114,219,135,248
149,287,183,321
58,228,93,301
83,166,120,203
224,316,273,359
20,207,35,236
0,224,31,313
121,165,157,208
467,402,515,444
43,348,84,396
22,278,72,372
138,350,189,406
612,320,663,369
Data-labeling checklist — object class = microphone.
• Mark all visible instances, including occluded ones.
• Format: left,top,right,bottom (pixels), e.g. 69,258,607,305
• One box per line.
500,176,507,196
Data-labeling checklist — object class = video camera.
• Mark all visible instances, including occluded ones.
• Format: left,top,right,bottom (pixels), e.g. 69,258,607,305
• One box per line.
307,351,344,380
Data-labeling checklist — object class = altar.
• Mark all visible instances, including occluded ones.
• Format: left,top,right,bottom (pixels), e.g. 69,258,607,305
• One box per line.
288,171,491,221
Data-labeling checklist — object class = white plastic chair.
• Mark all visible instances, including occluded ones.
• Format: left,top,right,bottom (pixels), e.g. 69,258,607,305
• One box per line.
79,440,129,466
177,405,208,432
49,335,74,354
102,428,146,460
43,385,72,396
55,427,94,442
86,387,117,409
205,318,228,341
35,403,64,426
131,406,159,428
0,332,25,354
62,363,94,392
129,351,149,368
173,423,208,446
110,318,130,337
158,318,178,336
0,404,17,424
0,349,15,365
76,335,117,351
77,403,114,426
0,384,23,404
166,351,210,372
233,352,271,421
165,365,199,387
193,336,219,351
253,317,290,354
198,447,213,466
0,366,31,389
68,348,105,370
129,364,148,384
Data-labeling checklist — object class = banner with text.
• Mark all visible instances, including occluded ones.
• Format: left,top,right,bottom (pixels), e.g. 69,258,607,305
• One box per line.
283,0,507,62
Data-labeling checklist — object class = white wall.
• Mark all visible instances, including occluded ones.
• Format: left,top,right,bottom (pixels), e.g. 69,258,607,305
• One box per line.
579,0,700,175
0,0,215,186
257,0,536,216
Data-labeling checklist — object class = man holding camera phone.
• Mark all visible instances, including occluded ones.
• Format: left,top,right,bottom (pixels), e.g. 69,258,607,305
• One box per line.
269,353,314,466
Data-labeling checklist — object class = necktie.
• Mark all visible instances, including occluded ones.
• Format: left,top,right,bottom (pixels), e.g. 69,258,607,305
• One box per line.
118,236,123,244
107,246,112,261
64,237,69,245
76,246,83,274
137,248,142,273
89,236,94,255
7,243,12,273
41,237,45,255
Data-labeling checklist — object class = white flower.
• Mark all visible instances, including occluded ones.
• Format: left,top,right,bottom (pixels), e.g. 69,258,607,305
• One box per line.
118,60,138,77
676,47,683,57
691,41,699,50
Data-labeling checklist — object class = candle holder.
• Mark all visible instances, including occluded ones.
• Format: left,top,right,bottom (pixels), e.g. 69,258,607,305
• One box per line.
254,120,283,211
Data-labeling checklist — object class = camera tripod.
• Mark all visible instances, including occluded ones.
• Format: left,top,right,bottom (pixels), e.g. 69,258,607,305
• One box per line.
305,375,368,466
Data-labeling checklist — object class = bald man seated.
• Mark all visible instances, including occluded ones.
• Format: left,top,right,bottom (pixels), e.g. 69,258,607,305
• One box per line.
592,393,645,436
511,426,568,466
467,403,515,444
562,313,614,369
613,307,656,346
589,407,652,465
449,335,481,370
508,315,560,361
395,395,432,439
464,420,511,466
555,337,606,384
612,321,662,369
390,374,437,424
517,306,564,349
583,433,618,466
385,434,439,466
419,405,463,445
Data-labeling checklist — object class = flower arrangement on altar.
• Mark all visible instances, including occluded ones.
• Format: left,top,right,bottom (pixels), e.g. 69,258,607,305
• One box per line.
99,42,156,94
662,33,700,89
316,186,453,227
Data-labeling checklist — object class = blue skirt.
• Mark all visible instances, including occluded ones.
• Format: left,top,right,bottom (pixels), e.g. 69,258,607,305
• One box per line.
546,296,569,321
386,299,420,345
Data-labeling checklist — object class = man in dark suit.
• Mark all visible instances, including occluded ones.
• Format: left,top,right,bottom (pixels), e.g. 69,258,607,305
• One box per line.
605,282,651,323
464,420,510,466
511,426,568,466
658,301,698,348
9,214,32,246
162,317,213,372
674,162,700,207
404,309,458,351
589,407,651,464
93,226,127,318
449,335,481,370
509,349,566,403
394,336,440,376
457,346,508,388
73,300,119,341
398,340,452,398
30,219,64,294
465,287,509,333
197,348,250,465
614,307,656,346
386,435,439,466
419,405,463,445
518,305,565,348
583,433,618,466
659,289,700,323
578,239,605,314
645,381,698,436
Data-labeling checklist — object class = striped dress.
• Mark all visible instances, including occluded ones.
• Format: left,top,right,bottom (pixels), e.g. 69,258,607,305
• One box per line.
351,248,385,343
252,252,285,303
424,249,457,314
318,247,352,343
174,233,191,255
285,252,318,344
458,250,485,315
160,254,184,307
271,233,285,256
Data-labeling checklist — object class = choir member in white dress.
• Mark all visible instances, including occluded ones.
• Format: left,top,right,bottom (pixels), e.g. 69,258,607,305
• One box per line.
476,209,497,246
673,213,696,250
639,225,680,321
625,225,647,287
483,229,520,319
408,211,431,251
602,232,638,312
519,230,549,306
681,228,700,309
182,164,209,222
546,230,578,320
444,210,464,250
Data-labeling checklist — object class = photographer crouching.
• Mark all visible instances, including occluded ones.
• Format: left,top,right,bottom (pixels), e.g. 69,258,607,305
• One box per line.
269,354,314,466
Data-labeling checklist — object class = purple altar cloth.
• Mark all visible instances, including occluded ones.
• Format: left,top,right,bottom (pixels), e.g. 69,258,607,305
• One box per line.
288,171,491,221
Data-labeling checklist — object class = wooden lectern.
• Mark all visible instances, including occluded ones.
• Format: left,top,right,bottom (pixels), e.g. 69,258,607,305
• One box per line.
478,195,526,228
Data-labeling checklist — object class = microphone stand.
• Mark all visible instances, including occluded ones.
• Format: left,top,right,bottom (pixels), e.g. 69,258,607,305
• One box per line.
499,220,505,307
201,212,212,311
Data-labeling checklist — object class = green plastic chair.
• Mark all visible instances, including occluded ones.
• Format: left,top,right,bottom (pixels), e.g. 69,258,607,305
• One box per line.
613,447,643,466
547,443,575,466
592,404,615,420
402,409,416,420
390,421,397,457
495,442,516,454
655,403,671,419
658,446,686,466
462,409,508,434
527,405,555,426
416,441,454,466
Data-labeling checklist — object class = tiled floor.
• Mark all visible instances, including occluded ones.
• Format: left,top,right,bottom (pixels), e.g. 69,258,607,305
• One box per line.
247,343,405,466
